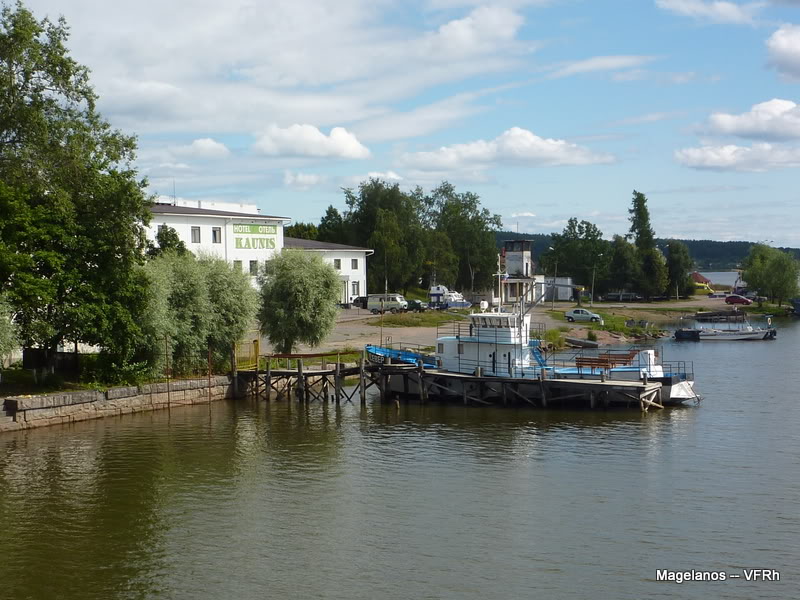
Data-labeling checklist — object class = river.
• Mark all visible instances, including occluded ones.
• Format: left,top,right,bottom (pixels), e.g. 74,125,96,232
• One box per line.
1,319,799,599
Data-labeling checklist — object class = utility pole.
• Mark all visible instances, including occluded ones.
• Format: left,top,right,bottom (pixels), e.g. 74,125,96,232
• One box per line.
591,253,603,307
549,246,558,311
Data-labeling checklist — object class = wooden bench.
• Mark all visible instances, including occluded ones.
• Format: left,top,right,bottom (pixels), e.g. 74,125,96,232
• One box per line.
575,357,612,374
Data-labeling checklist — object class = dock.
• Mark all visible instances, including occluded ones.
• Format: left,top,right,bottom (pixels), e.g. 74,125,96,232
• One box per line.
235,351,664,412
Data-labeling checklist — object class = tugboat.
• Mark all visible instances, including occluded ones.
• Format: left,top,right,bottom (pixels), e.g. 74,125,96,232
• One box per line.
368,309,698,406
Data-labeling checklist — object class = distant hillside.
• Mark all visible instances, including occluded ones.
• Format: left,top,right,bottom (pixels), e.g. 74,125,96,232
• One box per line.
494,231,800,270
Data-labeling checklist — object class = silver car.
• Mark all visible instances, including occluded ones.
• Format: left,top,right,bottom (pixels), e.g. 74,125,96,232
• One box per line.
564,308,603,324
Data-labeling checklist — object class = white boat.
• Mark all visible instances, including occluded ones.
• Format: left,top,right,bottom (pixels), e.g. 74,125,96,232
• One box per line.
430,311,698,405
428,285,471,309
675,320,776,341
698,327,776,340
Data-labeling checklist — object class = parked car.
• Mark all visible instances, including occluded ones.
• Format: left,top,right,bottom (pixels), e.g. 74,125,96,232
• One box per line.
352,296,368,309
367,293,409,314
725,294,753,305
407,299,428,312
564,308,604,324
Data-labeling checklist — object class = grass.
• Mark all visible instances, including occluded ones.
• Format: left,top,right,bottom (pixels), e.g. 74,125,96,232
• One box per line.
367,310,466,328
547,309,657,337
543,328,566,350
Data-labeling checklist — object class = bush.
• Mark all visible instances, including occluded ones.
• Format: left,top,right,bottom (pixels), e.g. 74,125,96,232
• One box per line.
587,330,598,342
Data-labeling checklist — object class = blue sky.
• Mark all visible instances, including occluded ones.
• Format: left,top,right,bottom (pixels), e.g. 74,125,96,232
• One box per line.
25,0,800,245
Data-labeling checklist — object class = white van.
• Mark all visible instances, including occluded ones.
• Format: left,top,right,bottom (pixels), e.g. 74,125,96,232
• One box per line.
367,294,408,314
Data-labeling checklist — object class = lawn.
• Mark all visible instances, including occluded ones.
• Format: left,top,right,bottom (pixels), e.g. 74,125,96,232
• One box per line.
367,310,466,328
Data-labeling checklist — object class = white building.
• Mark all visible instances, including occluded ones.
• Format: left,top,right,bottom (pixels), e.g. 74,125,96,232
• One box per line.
146,200,373,303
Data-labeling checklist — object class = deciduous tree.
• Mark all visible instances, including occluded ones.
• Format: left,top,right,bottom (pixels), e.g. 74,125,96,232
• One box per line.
0,3,151,367
258,251,339,353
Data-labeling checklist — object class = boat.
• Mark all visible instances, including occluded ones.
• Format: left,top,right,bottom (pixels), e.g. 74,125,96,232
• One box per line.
369,310,698,406
365,344,437,368
428,285,472,309
675,321,776,341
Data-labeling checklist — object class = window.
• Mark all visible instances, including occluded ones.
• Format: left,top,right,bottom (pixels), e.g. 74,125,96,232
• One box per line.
351,281,359,296
437,343,444,353
249,260,258,276
351,258,358,269
191,226,200,243
233,260,242,271
333,258,341,270
212,227,221,243
457,343,464,354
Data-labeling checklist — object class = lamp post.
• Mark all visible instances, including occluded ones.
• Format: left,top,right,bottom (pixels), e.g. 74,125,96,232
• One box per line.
549,246,558,311
590,253,603,307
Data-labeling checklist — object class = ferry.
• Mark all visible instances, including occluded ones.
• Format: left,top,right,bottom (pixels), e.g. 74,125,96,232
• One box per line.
368,310,699,406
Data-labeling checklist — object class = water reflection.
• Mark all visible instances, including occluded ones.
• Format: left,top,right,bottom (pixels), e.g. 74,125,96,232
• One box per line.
0,322,798,600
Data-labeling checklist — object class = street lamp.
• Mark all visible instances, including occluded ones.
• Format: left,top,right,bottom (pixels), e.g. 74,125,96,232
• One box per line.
549,246,558,310
590,253,603,307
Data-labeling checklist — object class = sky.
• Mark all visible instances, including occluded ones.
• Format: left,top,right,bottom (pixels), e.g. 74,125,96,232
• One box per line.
22,0,800,245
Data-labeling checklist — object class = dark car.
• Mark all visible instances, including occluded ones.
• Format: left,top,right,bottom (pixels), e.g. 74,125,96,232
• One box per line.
725,294,753,305
407,299,428,312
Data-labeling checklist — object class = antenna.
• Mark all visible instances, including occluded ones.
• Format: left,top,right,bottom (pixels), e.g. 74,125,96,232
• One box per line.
172,178,176,205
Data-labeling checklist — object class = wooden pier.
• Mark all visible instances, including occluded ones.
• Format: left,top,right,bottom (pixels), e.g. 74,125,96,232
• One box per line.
236,351,664,412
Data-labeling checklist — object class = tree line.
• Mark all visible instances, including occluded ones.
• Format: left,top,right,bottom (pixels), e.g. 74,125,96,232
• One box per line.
285,180,502,294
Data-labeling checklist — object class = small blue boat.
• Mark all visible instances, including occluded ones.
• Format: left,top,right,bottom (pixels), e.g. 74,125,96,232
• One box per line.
365,344,438,368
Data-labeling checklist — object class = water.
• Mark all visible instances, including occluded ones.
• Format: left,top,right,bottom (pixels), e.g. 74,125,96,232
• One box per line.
699,271,741,287
2,320,799,599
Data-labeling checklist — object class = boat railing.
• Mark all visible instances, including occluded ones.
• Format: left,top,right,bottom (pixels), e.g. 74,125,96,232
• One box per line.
436,319,546,342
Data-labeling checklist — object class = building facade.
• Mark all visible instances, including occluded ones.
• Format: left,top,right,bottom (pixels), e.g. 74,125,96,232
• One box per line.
146,200,372,303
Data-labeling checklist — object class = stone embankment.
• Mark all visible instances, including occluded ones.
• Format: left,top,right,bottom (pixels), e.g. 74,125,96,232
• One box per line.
0,376,233,433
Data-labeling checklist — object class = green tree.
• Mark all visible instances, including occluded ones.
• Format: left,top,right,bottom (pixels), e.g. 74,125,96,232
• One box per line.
342,179,426,292
0,3,151,367
743,244,800,306
317,206,346,243
137,253,256,375
540,218,610,290
201,257,258,365
426,182,501,292
147,225,187,257
665,240,694,298
258,251,339,353
607,235,640,292
284,222,318,240
0,294,18,359
637,247,668,299
422,230,458,288
628,190,656,251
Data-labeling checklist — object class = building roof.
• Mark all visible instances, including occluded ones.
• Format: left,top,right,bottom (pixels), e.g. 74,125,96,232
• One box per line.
151,203,288,220
690,271,712,284
284,237,372,252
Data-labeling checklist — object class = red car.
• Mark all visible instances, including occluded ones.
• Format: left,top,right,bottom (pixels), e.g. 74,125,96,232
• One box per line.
725,294,753,305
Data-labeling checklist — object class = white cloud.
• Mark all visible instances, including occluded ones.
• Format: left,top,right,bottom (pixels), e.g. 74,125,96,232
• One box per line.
675,142,800,171
400,127,615,172
511,211,537,217
707,99,800,140
549,55,657,79
767,24,800,79
283,171,326,190
174,138,231,159
343,171,404,187
26,1,534,138
655,0,763,25
253,124,370,159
